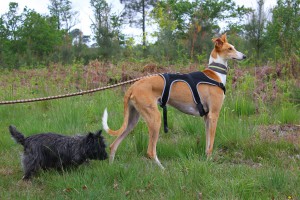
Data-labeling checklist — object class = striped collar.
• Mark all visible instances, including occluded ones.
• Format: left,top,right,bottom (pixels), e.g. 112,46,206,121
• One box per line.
208,62,228,75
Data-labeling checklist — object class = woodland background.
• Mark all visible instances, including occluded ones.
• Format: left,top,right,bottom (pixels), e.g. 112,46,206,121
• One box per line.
0,0,299,73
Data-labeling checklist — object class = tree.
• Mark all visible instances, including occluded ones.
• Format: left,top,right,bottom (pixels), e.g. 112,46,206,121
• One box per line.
1,2,23,42
90,0,123,59
265,0,300,75
0,16,7,67
110,13,125,46
0,3,65,68
152,0,251,61
0,2,25,67
48,0,79,32
70,28,90,45
70,28,91,61
244,0,267,64
188,0,252,59
151,0,193,62
20,10,64,59
266,0,300,58
48,0,80,64
120,0,158,49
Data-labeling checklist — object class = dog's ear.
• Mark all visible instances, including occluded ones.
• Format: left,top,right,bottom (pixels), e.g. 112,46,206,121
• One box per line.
87,132,94,139
212,33,227,48
95,130,102,137
221,33,227,43
85,133,95,145
212,38,223,48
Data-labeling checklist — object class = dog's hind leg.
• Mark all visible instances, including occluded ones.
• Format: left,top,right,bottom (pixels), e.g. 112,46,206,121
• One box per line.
109,105,140,164
22,154,39,180
134,97,164,169
204,112,219,157
145,109,164,169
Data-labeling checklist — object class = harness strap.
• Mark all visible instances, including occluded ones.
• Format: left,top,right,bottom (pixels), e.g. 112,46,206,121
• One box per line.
162,106,168,133
159,71,226,133
208,62,228,75
160,73,170,108
160,74,170,133
186,73,208,117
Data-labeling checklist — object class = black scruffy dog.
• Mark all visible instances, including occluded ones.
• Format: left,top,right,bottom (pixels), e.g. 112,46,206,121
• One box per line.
9,125,108,180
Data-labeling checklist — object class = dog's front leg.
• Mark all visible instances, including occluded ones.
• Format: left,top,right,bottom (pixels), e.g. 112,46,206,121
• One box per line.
204,112,219,158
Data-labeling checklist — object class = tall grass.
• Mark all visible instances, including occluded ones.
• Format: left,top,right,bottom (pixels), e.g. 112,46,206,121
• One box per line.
0,65,299,199
275,103,300,124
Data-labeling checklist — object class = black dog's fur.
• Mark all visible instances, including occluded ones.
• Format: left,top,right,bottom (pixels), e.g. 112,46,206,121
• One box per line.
9,125,108,180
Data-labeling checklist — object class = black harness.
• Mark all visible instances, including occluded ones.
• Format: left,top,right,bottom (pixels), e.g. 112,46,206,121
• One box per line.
159,66,226,133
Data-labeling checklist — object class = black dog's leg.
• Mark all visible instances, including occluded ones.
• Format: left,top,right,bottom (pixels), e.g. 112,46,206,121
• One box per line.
22,155,40,180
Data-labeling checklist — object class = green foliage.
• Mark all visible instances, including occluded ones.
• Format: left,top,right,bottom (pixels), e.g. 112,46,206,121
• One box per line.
0,0,299,70
21,11,64,58
244,0,266,65
90,0,123,59
233,95,256,116
265,0,300,66
48,0,79,32
120,0,158,47
275,103,300,124
151,0,251,62
0,3,66,68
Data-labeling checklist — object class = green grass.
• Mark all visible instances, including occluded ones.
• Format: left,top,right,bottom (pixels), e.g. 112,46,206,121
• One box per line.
0,66,300,199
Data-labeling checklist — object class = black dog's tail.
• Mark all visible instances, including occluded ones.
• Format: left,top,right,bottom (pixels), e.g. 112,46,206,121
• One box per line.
9,125,25,146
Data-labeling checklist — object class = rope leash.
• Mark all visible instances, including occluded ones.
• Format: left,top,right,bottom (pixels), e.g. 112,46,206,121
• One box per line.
0,74,158,105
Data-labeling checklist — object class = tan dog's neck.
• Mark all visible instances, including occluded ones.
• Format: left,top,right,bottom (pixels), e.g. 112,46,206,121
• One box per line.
209,52,228,85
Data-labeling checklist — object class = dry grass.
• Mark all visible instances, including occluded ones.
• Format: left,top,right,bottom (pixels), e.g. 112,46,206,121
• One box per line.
257,124,300,145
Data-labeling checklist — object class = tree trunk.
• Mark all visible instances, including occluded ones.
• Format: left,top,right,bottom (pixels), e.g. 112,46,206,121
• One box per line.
142,0,146,56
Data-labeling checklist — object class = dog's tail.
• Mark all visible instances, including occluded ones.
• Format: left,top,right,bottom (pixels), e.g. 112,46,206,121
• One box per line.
9,125,25,146
102,91,132,136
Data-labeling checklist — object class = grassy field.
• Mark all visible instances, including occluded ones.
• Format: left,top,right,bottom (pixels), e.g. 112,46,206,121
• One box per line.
0,63,299,199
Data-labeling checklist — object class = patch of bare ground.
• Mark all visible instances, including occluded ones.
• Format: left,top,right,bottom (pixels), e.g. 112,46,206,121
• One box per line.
256,124,300,145
0,167,14,176
215,148,264,168
263,124,300,168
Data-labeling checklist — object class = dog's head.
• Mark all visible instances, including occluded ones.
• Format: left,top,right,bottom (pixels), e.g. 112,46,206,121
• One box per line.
211,33,246,61
84,130,108,160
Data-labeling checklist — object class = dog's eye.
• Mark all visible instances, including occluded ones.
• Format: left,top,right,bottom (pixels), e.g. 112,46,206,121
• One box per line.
228,47,233,50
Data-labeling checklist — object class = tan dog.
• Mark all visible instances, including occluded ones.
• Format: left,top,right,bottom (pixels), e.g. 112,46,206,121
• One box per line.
102,33,246,169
